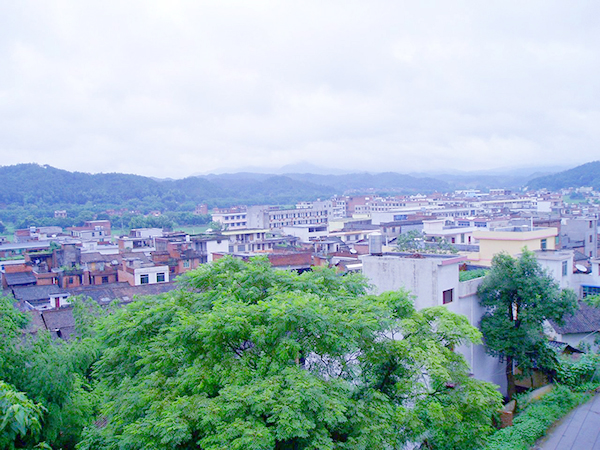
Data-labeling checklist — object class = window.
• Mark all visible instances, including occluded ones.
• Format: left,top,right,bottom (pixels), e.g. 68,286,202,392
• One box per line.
562,261,568,276
157,272,165,283
140,274,149,284
590,235,594,243
183,260,191,269
582,285,600,298
443,289,454,304
590,221,593,229
102,276,109,284
541,238,547,250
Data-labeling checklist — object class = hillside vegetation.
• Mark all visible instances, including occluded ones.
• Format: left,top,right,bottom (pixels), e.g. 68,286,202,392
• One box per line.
527,161,600,191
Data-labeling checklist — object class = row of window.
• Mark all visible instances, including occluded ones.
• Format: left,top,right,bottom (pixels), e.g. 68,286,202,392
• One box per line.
140,272,166,284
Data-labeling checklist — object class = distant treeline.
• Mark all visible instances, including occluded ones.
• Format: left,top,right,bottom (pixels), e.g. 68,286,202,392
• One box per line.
0,164,455,230
4,160,591,232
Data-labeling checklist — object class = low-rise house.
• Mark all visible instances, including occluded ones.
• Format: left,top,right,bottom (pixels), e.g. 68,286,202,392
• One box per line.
118,257,170,286
153,233,229,276
67,220,111,242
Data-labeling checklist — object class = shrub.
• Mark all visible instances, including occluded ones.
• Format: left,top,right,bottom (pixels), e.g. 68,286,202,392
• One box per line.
459,269,488,282
483,385,590,450
555,353,600,388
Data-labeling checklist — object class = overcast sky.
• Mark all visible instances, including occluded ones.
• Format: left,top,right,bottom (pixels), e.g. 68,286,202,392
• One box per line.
1,1,599,178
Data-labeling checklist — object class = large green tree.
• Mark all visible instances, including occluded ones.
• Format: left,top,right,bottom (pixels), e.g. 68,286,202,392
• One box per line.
0,296,99,449
78,256,501,450
0,381,48,449
478,250,578,399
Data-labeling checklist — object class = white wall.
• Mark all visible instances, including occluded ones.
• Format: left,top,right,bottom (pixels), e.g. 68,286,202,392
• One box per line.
361,254,507,395
206,239,229,262
134,265,170,285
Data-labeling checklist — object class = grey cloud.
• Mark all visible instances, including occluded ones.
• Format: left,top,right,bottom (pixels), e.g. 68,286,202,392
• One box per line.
0,1,599,177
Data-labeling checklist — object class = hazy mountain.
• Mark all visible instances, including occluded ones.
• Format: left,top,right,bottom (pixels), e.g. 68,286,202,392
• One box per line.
527,161,600,190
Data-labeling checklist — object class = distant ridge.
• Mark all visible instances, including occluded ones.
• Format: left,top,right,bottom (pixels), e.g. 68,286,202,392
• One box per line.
526,161,600,190
0,164,448,210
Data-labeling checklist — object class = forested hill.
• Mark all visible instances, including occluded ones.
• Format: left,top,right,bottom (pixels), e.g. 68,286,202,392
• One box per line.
527,161,600,191
0,164,334,209
0,164,451,210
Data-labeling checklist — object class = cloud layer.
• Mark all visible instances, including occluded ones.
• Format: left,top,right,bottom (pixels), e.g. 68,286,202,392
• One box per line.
1,1,599,178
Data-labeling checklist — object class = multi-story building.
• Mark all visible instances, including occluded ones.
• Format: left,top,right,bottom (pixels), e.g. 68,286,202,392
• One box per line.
561,216,598,259
247,201,330,229
211,207,248,230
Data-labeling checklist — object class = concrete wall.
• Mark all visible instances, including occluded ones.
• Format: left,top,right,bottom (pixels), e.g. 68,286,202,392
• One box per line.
562,217,598,259
447,278,508,393
206,239,229,262
361,253,507,395
535,250,574,290
362,254,464,309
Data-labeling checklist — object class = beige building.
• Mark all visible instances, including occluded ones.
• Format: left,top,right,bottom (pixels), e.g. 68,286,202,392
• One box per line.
468,226,559,266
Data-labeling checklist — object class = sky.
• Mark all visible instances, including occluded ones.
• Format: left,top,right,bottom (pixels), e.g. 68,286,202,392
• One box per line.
1,1,599,179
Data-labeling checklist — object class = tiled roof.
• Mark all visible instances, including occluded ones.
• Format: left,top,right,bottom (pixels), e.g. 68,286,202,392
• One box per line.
12,285,66,302
4,272,37,286
550,301,600,335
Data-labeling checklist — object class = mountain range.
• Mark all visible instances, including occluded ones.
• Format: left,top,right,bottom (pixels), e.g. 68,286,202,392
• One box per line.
0,162,595,211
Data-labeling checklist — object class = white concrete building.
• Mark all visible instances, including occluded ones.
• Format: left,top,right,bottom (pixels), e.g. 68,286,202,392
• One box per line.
282,225,328,243
361,252,507,394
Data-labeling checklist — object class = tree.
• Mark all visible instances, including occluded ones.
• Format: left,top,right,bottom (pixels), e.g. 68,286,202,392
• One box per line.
395,230,457,254
0,381,48,449
478,250,578,399
0,296,99,449
78,257,501,450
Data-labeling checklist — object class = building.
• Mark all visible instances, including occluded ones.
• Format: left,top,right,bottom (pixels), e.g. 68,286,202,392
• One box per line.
211,207,248,230
281,224,328,243
561,217,598,259
468,226,559,266
67,220,111,242
361,251,507,393
247,202,330,229
117,258,170,286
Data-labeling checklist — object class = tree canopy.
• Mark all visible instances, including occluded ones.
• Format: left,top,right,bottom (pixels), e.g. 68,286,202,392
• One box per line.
0,296,99,449
76,257,501,450
478,250,578,398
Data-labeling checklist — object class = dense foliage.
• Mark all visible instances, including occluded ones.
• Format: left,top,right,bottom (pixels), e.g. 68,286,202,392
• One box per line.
0,296,99,449
0,164,335,212
0,164,456,231
0,258,506,449
75,257,501,450
459,269,488,282
483,385,590,450
0,381,47,449
478,251,578,398
555,353,600,391
394,230,458,254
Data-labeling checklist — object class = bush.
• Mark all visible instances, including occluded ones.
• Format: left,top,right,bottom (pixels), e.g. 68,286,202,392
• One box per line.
483,385,590,450
555,353,600,388
459,269,488,282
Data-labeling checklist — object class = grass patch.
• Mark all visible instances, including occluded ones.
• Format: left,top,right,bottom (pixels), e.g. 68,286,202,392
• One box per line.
483,385,591,450
459,269,488,282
